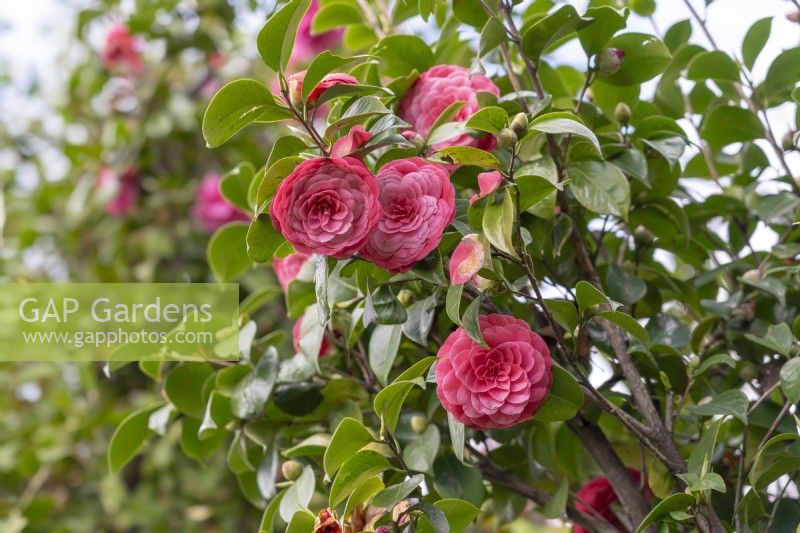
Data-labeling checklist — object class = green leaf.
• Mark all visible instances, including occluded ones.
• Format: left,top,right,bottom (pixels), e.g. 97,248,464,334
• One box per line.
446,283,464,325
517,174,557,212
410,502,449,533
764,47,800,100
482,189,517,257
403,424,440,472
528,112,601,154
247,215,284,264
372,474,425,508
635,493,695,533
745,323,794,357
742,17,772,70
780,358,800,403
606,264,646,304
432,455,485,506
686,51,740,82
701,105,763,147
364,284,408,326
231,347,279,419
567,160,630,220
544,299,579,332
325,96,390,140
324,417,375,476
435,146,501,169
259,489,286,533
542,478,569,518
302,51,355,101
373,378,425,434
375,35,434,77
417,499,481,533
108,404,162,473
312,2,363,32
466,106,508,134
687,419,722,477
597,311,651,346
284,434,330,458
578,6,628,55
402,295,437,345
368,324,403,385
521,5,587,62
479,17,507,56
256,0,312,72
203,79,283,148
535,366,583,422
313,255,329,325
452,0,488,28
461,291,488,347
256,156,302,210
427,102,466,142
663,19,692,52
279,465,315,522
285,510,315,533
208,223,251,281
576,281,609,315
165,363,214,418
688,389,749,423
329,451,393,507
447,411,466,463
344,475,384,519
221,162,256,212
601,33,671,86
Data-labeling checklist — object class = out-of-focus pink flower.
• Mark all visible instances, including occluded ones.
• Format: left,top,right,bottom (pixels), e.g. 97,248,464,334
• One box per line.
269,157,381,259
359,158,455,273
435,314,553,429
449,234,484,285
331,126,373,157
469,170,503,204
191,174,250,233
102,24,144,73
573,470,651,533
273,252,312,291
208,51,226,69
398,65,500,150
293,314,331,357
98,166,139,217
292,0,345,64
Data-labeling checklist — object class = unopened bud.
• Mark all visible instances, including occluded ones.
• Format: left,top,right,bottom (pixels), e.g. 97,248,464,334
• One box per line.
397,289,412,306
596,48,625,76
782,130,797,151
410,415,429,434
742,269,762,282
497,127,517,148
286,72,304,109
510,113,528,136
633,225,654,245
787,10,800,22
614,102,632,125
402,130,426,153
281,460,303,480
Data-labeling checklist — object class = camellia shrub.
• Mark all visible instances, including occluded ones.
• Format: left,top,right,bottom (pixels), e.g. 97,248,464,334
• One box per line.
111,0,800,531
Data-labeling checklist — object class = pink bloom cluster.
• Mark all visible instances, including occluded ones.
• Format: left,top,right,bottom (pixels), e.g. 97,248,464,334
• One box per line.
291,0,344,64
573,470,649,533
192,174,250,233
102,24,144,73
399,65,500,150
435,314,553,429
98,166,139,217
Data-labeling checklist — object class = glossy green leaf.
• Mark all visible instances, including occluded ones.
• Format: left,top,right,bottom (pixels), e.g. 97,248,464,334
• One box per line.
256,0,312,72
742,17,772,70
329,451,393,507
482,189,516,257
528,112,601,154
108,404,162,473
688,389,749,423
535,365,583,421
231,347,279,419
601,33,671,86
203,79,283,148
567,160,630,219
324,417,375,476
368,324,403,385
686,51,740,82
521,5,587,62
780,358,800,403
208,223,251,281
576,281,609,315
700,106,763,146
635,493,695,533
165,363,214,418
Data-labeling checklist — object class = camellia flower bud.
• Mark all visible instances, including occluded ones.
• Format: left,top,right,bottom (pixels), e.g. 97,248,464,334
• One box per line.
614,102,632,125
510,112,528,136
742,269,762,282
787,10,800,22
286,72,304,109
596,48,625,75
633,225,654,245
782,130,796,151
497,127,517,148
281,460,303,480
410,415,429,434
449,233,485,285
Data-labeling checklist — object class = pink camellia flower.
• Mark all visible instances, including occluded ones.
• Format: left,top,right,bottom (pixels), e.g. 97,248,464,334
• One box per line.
273,252,312,291
191,174,250,233
359,158,455,273
469,170,503,204
270,157,381,259
292,314,331,357
285,71,358,111
573,470,650,533
102,24,144,73
292,0,345,64
331,125,373,157
98,166,139,216
435,313,553,429
449,234,484,284
398,65,500,150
